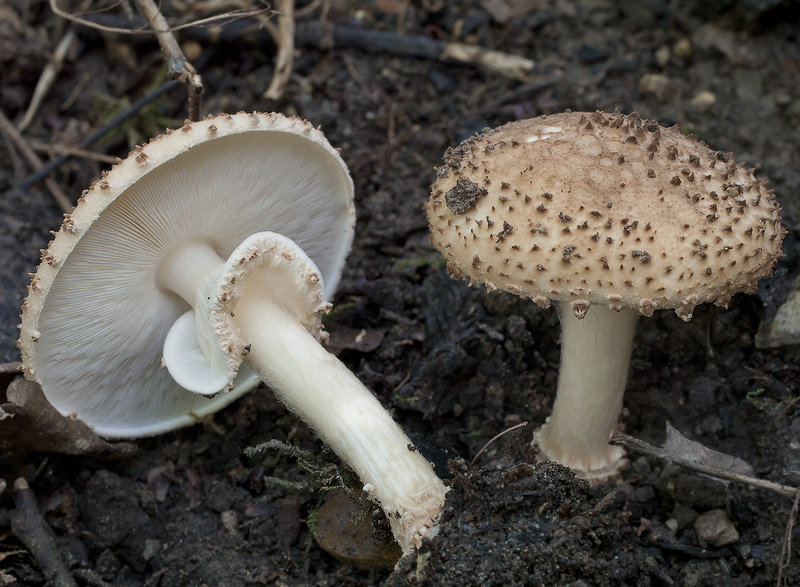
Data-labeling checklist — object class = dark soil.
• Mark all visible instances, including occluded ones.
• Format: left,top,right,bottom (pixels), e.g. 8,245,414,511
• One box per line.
2,0,800,585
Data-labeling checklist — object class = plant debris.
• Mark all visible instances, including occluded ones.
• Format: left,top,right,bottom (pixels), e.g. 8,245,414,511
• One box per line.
0,379,137,458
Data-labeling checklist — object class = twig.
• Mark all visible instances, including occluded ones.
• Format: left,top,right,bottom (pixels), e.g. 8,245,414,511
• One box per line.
29,140,119,164
295,21,549,82
777,488,800,587
609,431,799,498
775,395,800,422
17,28,78,132
471,421,528,467
12,79,182,193
264,0,295,100
1,126,26,183
132,0,204,121
49,0,267,36
10,478,78,587
0,108,72,213
440,42,541,82
69,14,556,83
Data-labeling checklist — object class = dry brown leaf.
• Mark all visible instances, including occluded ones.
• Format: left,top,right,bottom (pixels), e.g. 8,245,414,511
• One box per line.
664,421,755,476
325,326,386,356
0,379,137,458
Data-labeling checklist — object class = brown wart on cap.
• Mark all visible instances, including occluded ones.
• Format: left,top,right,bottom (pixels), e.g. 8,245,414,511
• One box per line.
425,110,784,480
19,112,446,553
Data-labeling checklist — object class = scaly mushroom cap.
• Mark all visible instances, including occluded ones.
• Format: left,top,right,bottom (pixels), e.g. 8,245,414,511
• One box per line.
425,111,784,320
18,112,355,437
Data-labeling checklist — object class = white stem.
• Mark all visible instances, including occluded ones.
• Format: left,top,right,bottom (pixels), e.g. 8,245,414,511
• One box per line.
157,238,222,302
535,302,638,479
157,238,447,552
235,296,447,552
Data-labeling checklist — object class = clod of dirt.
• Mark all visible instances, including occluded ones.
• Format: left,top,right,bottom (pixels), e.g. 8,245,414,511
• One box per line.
390,458,638,586
313,489,402,569
78,470,159,573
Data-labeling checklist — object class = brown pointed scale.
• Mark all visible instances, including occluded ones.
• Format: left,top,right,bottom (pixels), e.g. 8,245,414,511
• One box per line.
426,110,784,321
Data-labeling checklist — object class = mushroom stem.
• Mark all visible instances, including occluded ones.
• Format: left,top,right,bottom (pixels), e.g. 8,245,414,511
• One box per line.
535,302,638,480
235,296,447,552
156,237,223,303
157,237,447,552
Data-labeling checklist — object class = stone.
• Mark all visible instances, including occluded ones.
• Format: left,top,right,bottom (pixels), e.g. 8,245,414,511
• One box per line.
694,509,739,546
690,90,717,112
756,274,800,348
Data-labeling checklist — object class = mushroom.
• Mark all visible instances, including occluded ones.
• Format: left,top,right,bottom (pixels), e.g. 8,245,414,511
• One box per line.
425,110,784,479
19,112,446,552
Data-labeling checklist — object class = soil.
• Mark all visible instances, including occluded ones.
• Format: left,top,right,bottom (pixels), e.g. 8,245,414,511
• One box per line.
1,0,800,585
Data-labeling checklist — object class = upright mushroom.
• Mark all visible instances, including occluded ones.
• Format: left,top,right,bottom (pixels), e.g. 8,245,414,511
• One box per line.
19,112,446,551
425,110,784,479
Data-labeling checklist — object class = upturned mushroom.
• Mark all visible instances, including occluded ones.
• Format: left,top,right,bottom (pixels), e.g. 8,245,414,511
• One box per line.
425,110,784,479
19,112,446,551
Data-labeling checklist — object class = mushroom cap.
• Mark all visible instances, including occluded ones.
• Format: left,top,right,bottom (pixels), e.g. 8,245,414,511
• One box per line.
425,111,784,320
18,112,355,438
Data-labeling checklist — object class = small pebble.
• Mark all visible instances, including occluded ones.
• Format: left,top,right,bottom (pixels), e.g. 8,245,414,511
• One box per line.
673,37,693,61
181,40,203,62
142,538,161,561
654,45,671,68
221,510,239,534
638,73,681,101
694,509,739,546
691,90,717,112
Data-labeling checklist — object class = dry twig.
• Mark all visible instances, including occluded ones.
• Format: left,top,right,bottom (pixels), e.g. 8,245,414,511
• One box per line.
29,140,118,165
48,0,266,36
609,430,798,498
12,79,183,193
777,487,800,586
10,478,78,587
295,21,548,82
264,0,295,100
0,107,72,212
17,28,78,132
132,0,203,120
471,421,528,467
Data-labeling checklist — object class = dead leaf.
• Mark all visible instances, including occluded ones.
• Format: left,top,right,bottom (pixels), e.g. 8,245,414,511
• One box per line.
0,379,137,458
664,421,754,476
325,326,386,356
